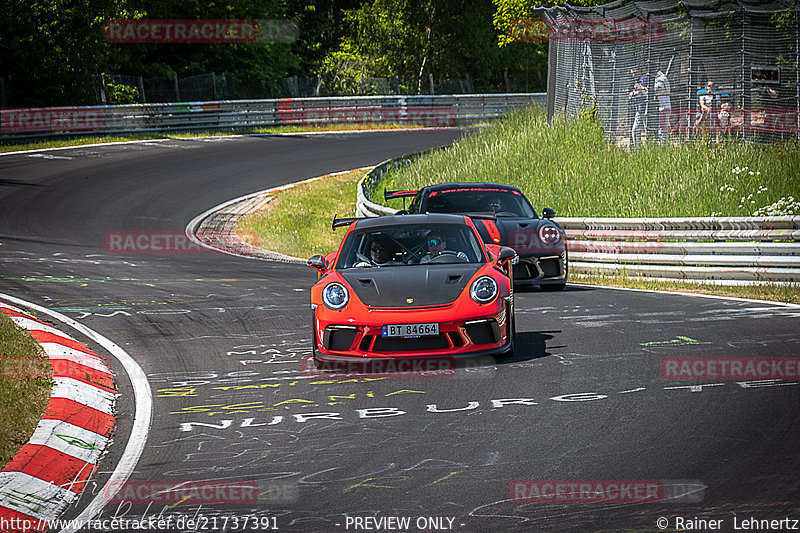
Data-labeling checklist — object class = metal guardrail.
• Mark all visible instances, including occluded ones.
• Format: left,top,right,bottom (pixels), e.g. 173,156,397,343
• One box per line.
0,94,546,141
357,155,800,284
356,151,433,217
562,217,800,284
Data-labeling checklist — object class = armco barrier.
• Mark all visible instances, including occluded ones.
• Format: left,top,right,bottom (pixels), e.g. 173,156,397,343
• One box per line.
357,155,800,284
0,94,546,141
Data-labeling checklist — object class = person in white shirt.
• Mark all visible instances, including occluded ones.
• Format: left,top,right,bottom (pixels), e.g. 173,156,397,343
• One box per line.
654,71,671,145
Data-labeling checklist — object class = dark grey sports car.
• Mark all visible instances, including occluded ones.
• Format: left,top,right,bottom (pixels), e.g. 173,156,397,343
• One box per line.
386,182,567,290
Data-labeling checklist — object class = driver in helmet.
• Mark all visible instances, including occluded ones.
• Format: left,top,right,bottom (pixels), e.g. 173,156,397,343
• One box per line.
419,231,467,263
485,196,504,213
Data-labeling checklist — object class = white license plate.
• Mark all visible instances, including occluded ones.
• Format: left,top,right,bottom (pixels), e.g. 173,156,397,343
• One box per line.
382,323,439,338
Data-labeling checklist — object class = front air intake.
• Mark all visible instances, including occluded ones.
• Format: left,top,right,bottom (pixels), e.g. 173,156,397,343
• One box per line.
464,319,499,345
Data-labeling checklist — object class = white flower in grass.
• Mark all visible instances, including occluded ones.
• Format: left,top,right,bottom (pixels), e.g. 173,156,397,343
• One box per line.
752,196,800,217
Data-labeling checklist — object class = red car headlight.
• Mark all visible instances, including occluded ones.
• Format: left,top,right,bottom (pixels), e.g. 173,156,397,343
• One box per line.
470,276,498,304
322,282,349,309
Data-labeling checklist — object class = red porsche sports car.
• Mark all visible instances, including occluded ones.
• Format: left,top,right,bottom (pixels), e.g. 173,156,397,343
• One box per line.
307,213,517,363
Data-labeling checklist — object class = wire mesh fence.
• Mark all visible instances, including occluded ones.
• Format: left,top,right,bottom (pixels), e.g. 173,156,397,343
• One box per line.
537,0,799,145
90,72,527,104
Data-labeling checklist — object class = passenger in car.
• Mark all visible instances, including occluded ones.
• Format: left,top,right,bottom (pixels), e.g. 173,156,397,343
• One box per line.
356,236,401,266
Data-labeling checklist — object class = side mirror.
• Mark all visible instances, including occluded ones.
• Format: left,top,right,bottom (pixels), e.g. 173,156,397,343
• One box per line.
396,209,408,215
307,255,326,272
542,208,556,220
497,246,517,266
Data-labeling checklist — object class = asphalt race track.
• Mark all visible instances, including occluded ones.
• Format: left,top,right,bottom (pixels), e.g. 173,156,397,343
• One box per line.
1,130,799,533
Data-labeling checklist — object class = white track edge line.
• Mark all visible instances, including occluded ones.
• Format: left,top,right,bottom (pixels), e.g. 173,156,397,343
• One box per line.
0,292,153,532
0,127,453,157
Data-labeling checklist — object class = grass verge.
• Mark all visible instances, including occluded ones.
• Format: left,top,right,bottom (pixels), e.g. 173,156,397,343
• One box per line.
0,122,425,154
0,311,53,468
374,106,800,218
237,168,799,304
573,274,799,305
238,170,366,258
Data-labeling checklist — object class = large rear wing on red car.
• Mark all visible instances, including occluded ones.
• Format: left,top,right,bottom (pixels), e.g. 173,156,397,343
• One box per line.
332,215,366,230
384,189,418,201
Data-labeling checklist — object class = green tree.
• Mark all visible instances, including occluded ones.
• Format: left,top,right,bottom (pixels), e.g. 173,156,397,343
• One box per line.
0,0,129,106
493,0,607,45
490,0,610,94
287,0,362,77
104,0,300,99
325,0,541,94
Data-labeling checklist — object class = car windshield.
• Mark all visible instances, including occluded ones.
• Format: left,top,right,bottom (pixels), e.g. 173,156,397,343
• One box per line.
337,223,487,269
421,187,536,218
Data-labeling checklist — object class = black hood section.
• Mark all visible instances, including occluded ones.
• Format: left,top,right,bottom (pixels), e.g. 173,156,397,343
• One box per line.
341,264,480,307
473,218,565,256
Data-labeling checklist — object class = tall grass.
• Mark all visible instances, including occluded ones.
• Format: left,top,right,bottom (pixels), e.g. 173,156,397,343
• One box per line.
377,106,800,218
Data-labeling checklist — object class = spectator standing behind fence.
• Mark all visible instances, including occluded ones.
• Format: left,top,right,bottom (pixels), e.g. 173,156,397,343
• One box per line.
628,68,648,150
693,80,716,139
654,70,671,145
716,102,731,143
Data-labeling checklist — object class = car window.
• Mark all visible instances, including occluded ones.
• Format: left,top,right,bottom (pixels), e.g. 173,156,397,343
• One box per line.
421,187,536,218
337,224,487,269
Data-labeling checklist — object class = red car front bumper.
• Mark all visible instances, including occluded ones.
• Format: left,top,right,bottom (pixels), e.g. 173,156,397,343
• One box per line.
312,297,511,361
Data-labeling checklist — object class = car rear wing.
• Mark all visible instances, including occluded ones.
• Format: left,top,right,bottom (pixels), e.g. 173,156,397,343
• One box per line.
332,215,366,229
461,212,497,221
384,189,418,201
